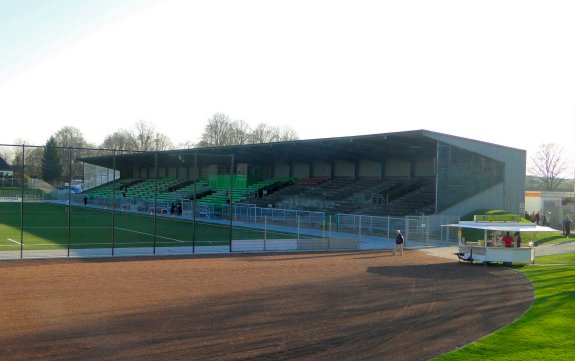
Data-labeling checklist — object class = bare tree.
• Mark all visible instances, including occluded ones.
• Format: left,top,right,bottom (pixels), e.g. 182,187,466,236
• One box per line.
198,113,234,147
53,126,90,148
133,120,157,151
528,143,573,191
11,146,44,179
132,120,174,151
198,113,300,147
230,119,252,145
153,132,173,151
101,129,138,151
176,140,196,149
52,126,92,180
277,125,299,141
0,146,13,165
250,123,280,143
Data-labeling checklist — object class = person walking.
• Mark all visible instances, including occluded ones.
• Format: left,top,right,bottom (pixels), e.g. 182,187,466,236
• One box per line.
393,229,404,256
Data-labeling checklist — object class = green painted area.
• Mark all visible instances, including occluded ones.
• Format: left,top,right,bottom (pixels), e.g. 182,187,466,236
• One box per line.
0,202,305,250
433,252,575,360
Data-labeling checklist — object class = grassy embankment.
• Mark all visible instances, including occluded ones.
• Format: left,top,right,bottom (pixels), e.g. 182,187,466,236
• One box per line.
434,252,575,360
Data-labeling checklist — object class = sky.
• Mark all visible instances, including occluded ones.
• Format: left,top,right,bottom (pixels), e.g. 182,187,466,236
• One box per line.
0,0,574,167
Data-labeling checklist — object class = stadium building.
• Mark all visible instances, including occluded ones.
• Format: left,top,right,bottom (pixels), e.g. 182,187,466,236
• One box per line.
83,129,526,218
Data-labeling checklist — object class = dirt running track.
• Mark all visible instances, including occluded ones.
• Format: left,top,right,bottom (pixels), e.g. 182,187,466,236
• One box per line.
0,251,532,361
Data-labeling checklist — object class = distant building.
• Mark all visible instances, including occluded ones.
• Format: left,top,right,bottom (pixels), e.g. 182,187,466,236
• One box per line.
525,190,575,226
0,156,13,177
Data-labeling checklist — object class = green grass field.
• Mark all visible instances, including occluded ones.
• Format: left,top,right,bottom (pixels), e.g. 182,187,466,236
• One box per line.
434,252,575,360
0,202,305,251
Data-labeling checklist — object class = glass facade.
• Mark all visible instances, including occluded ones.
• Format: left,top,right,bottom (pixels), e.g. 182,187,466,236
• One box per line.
436,142,504,211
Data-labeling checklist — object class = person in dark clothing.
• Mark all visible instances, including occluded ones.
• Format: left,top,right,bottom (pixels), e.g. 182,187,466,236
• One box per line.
535,212,540,225
393,229,404,256
514,231,521,248
83,196,88,206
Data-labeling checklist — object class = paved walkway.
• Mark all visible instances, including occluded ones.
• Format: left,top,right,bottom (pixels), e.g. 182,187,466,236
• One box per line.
532,240,575,256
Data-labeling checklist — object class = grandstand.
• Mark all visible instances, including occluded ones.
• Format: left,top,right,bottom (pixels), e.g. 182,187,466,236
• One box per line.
81,130,526,218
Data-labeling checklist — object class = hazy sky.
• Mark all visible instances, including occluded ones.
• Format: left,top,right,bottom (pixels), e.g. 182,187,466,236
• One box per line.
1,0,574,166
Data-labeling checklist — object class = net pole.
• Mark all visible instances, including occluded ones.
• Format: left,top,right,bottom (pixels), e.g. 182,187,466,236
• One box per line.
264,215,267,251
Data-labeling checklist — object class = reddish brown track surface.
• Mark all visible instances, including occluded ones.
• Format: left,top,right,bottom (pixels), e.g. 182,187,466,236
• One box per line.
0,251,532,361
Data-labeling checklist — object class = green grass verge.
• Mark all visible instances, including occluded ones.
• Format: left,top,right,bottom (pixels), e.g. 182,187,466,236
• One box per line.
0,187,45,198
434,252,575,360
0,202,307,250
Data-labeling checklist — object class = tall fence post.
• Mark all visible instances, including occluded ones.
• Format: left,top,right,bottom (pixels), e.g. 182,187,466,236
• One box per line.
387,216,390,249
229,153,234,253
153,152,158,255
67,147,72,258
264,215,267,251
112,150,116,256
192,151,197,254
329,215,332,245
19,144,24,259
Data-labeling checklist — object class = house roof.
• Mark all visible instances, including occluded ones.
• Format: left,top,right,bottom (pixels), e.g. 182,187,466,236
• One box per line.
0,156,11,170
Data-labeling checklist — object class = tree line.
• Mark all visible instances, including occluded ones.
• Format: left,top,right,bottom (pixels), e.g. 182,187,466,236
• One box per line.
0,117,572,191
0,113,299,184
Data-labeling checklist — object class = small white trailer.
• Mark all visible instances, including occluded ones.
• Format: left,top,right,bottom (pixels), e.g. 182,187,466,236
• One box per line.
443,215,559,265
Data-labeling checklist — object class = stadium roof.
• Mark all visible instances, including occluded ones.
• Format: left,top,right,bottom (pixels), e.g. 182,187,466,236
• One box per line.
81,129,516,170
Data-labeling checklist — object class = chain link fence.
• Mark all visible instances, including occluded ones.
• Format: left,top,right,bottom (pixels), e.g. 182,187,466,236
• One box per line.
0,144,459,259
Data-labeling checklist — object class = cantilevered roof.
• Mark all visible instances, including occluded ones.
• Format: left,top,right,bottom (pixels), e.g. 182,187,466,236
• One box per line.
442,221,559,233
81,129,514,170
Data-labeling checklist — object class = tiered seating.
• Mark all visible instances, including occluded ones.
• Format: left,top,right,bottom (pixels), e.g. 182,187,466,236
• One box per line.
123,178,184,201
84,176,437,216
170,180,210,201
83,178,139,198
250,177,437,216
197,178,289,205
296,177,329,186
361,178,436,216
